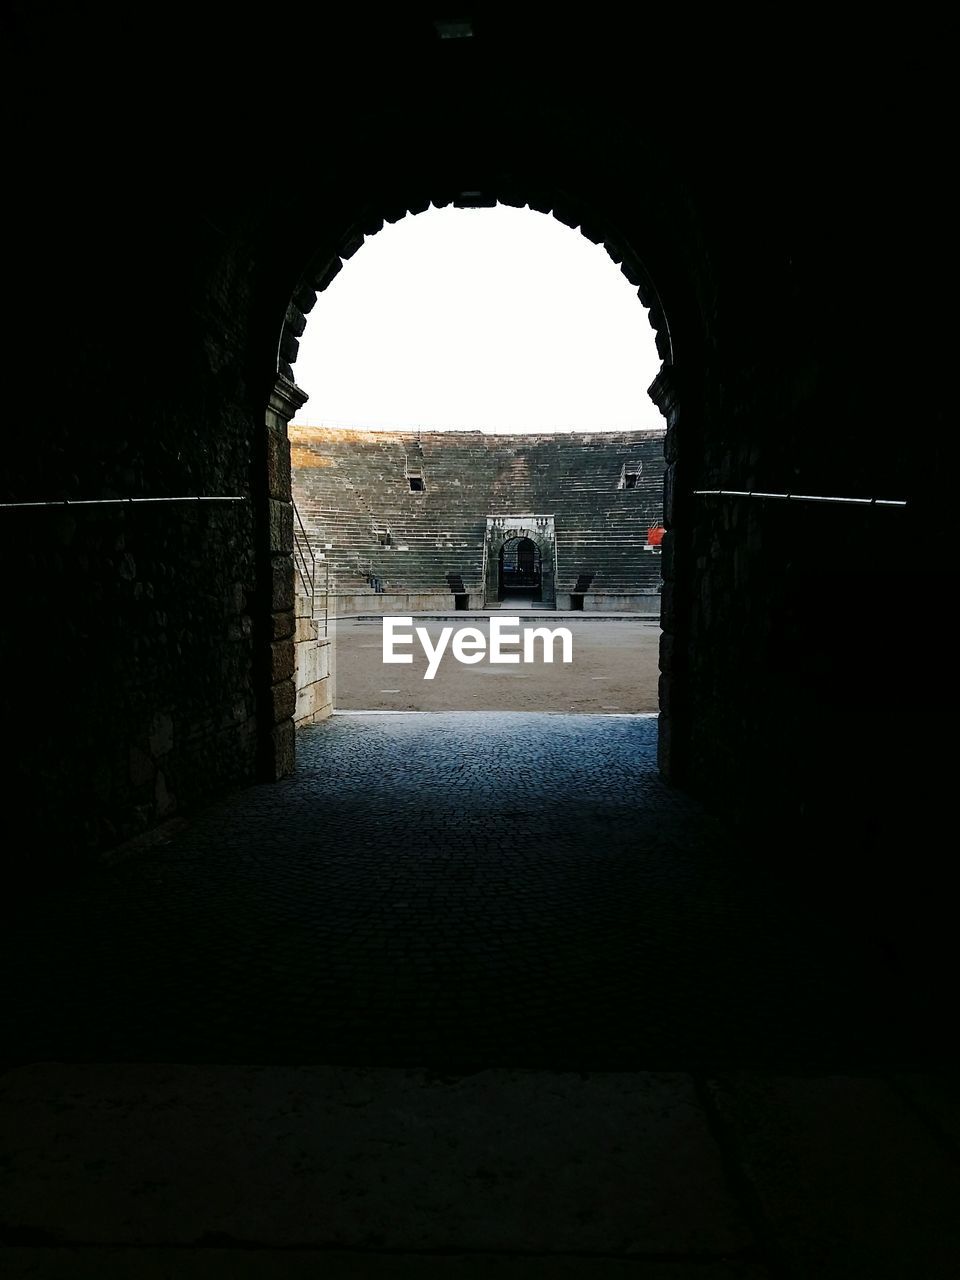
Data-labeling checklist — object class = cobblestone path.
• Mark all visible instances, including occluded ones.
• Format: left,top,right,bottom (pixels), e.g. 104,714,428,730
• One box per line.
3,713,944,1070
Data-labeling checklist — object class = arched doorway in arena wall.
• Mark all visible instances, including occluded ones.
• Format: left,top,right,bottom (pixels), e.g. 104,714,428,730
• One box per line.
484,516,556,609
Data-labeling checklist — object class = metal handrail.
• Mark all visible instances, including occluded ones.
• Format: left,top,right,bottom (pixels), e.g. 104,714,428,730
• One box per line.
292,503,333,638
292,500,316,616
693,489,907,507
0,495,248,509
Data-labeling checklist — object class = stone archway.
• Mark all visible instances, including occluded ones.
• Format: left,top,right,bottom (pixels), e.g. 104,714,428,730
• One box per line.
499,536,541,603
264,174,698,782
484,515,556,609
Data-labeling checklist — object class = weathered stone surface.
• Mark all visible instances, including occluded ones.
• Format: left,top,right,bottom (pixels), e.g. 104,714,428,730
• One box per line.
153,770,175,818
270,676,296,724
0,1063,752,1255
270,556,295,613
225,581,246,615
891,1074,960,1150
314,255,342,292
656,707,674,779
268,498,293,555
270,639,294,684
659,629,675,673
148,712,173,758
1,1248,773,1278
284,304,307,338
704,1074,960,1279
294,614,319,642
338,228,364,259
271,609,295,640
294,682,333,725
128,746,154,787
660,582,676,632
266,428,292,502
269,717,295,778
662,461,676,526
660,528,674,581
662,423,678,465
279,329,300,364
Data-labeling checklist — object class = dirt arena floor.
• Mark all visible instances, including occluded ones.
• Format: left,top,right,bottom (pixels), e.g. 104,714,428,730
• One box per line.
331,614,661,713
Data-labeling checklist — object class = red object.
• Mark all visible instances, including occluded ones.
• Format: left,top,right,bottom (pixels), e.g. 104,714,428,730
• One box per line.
646,524,664,546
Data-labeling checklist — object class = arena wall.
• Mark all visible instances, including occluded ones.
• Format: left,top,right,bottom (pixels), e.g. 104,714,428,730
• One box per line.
290,428,664,613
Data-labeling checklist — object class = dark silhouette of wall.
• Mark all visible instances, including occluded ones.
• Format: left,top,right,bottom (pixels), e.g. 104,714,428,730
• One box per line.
0,8,953,971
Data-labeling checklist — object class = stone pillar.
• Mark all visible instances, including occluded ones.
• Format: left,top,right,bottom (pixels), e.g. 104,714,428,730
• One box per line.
535,515,557,608
259,374,308,780
648,366,681,782
485,518,504,605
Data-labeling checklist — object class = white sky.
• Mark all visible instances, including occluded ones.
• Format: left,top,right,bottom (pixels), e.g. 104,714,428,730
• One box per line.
290,204,664,433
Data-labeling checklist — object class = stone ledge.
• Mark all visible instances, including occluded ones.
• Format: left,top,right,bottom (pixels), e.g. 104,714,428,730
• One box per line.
0,1247,772,1279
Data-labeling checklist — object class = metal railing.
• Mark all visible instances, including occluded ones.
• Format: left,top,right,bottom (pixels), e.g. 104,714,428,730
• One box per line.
293,500,315,607
0,495,248,509
693,489,907,507
293,501,333,638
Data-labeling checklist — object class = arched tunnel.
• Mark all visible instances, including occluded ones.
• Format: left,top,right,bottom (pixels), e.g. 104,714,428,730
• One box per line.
0,9,956,1275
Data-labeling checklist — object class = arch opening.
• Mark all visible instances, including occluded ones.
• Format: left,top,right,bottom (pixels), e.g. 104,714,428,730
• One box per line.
285,204,666,435
499,536,543,604
266,195,681,765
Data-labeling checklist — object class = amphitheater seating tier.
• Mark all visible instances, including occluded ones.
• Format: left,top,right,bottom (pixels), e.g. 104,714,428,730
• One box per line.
290,428,665,598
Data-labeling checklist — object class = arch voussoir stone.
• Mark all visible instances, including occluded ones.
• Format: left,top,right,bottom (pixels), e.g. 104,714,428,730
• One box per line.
313,256,342,293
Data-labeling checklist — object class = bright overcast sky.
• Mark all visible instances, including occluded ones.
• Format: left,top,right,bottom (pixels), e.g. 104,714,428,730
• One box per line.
290,204,664,433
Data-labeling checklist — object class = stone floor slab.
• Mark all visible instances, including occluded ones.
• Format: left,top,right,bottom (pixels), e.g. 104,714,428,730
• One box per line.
3,715,947,1073
0,1064,753,1256
704,1073,960,1278
1,1247,772,1279
891,1072,960,1152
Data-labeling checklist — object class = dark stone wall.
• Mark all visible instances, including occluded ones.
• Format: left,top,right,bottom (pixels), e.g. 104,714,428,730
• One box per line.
0,4,953,967
664,164,954,960
0,272,265,861
4,501,258,855
1,11,275,867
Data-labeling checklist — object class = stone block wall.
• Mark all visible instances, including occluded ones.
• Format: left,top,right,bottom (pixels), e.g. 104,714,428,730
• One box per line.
294,591,334,725
1,420,262,866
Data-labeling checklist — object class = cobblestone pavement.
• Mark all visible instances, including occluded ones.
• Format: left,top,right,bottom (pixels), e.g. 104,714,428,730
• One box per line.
3,713,949,1070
